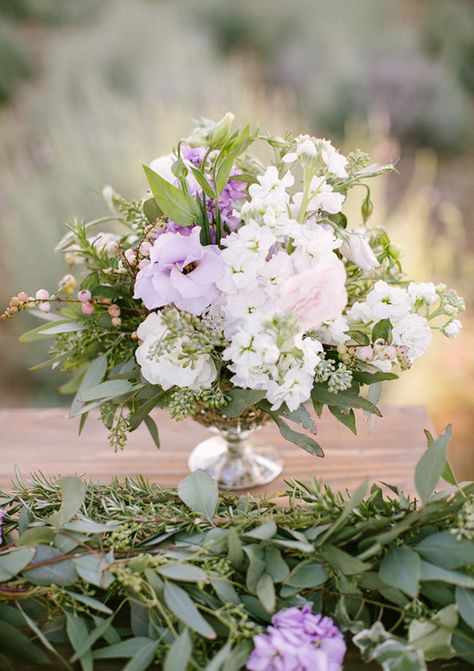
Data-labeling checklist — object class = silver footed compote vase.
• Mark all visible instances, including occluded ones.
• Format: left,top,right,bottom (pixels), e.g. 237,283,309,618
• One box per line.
188,404,283,490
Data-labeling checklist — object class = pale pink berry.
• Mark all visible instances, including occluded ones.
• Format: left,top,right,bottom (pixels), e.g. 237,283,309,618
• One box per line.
138,258,150,270
81,302,95,316
10,297,20,307
17,292,29,302
357,345,374,362
139,241,152,256
131,331,138,340
38,302,51,313
77,290,92,303
107,304,121,318
111,317,121,328
124,248,137,264
35,289,50,301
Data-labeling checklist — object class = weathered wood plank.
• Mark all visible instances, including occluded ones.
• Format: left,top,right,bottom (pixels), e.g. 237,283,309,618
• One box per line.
0,405,434,494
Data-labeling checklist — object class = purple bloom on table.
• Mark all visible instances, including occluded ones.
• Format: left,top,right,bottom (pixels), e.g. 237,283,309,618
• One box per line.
0,509,6,544
247,605,346,671
134,227,224,315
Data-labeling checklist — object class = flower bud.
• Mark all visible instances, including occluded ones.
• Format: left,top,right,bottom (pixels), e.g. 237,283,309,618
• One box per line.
17,292,29,302
10,297,20,307
35,289,50,301
38,302,51,313
111,317,121,328
139,241,152,257
77,290,92,303
59,274,77,294
171,157,188,181
443,319,462,339
361,197,374,222
108,304,121,318
81,302,95,316
124,248,137,265
209,112,235,148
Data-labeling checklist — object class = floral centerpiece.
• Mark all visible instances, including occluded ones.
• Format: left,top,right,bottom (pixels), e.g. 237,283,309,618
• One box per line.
1,114,464,488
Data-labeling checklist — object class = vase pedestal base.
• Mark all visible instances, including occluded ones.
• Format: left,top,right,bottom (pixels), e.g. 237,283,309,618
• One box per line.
188,435,283,490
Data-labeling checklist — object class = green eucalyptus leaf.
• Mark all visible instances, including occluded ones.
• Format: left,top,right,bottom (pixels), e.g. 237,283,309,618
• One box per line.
321,544,370,575
244,521,277,540
93,637,155,659
419,560,474,588
157,563,208,583
223,389,266,418
69,355,108,417
204,641,233,671
0,547,35,582
456,587,474,630
379,547,420,598
23,545,78,587
66,611,93,671
256,573,275,612
416,531,474,569
48,476,86,527
284,561,327,588
415,426,453,503
164,628,192,671
267,411,324,457
123,639,159,671
164,581,216,639
80,379,133,402
177,469,218,521
0,621,50,664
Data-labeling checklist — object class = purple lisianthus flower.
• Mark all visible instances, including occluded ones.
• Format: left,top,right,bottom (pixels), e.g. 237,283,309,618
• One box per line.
247,605,346,671
133,227,224,315
0,509,6,544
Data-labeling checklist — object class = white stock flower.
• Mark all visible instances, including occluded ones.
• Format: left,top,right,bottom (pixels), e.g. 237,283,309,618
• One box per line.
408,282,438,306
290,222,342,267
319,140,348,178
345,301,373,324
315,315,350,346
366,281,411,322
306,176,345,214
135,313,216,391
222,222,276,259
443,319,462,338
249,166,294,203
392,314,433,361
341,234,379,271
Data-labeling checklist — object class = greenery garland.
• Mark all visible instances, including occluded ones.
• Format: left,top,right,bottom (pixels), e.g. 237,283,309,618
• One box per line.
0,427,473,671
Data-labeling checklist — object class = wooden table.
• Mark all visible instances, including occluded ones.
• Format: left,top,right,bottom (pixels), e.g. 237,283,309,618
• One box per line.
0,405,434,493
2,406,471,670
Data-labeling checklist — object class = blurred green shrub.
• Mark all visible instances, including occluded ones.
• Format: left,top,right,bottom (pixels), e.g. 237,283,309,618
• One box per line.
0,0,101,25
0,23,35,104
196,0,473,153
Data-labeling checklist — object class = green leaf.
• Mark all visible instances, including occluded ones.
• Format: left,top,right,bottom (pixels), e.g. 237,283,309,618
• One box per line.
164,628,192,671
142,197,161,222
123,640,159,671
68,592,113,615
80,379,133,402
256,573,275,612
157,563,208,582
19,319,77,343
328,406,357,434
268,411,324,456
277,403,317,434
191,167,216,199
372,318,393,343
215,123,253,195
177,469,218,521
69,355,108,417
128,390,165,430
48,476,86,527
416,531,474,569
0,621,50,665
415,426,452,503
244,521,277,540
66,611,93,671
143,165,201,227
419,560,474,588
264,547,289,583
0,547,35,582
408,604,458,661
223,389,266,418
456,587,474,630
93,637,154,659
227,527,244,568
144,414,160,448
321,544,370,575
70,615,115,662
379,547,420,597
318,479,368,545
164,581,216,639
23,545,78,587
284,561,328,588
204,641,233,671
352,371,398,385
311,383,382,416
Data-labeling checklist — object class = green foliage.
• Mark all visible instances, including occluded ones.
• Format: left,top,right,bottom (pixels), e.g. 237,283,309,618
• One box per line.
0,443,473,669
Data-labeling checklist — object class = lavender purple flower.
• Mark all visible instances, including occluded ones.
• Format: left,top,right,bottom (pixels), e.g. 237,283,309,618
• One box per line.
247,604,346,671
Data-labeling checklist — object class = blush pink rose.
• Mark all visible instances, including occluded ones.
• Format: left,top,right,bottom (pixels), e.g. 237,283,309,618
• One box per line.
279,253,347,330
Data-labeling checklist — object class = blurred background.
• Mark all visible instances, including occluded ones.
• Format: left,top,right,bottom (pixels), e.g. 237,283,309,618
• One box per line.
0,0,472,476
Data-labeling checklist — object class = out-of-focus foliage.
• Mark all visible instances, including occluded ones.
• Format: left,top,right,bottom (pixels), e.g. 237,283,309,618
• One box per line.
196,0,474,152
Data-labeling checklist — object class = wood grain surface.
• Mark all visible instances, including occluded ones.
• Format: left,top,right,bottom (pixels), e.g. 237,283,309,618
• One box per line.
0,405,434,494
